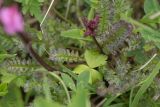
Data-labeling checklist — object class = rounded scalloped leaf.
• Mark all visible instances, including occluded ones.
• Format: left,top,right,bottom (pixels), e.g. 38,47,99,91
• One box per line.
73,64,102,84
84,50,107,68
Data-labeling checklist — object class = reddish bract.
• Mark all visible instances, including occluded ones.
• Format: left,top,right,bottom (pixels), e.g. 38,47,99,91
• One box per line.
83,16,99,36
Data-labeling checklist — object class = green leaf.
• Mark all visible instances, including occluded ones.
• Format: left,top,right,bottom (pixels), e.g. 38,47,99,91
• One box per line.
61,29,92,41
139,28,160,47
43,77,52,101
123,17,160,45
16,0,42,22
68,88,90,107
1,72,17,84
127,49,148,64
62,73,76,91
29,0,42,22
0,84,24,107
0,83,8,96
60,64,78,80
88,8,95,20
144,0,160,14
0,54,16,62
107,103,126,107
90,0,99,8
130,61,160,107
77,71,90,86
84,50,107,68
74,64,102,84
103,94,121,107
34,97,63,107
14,76,26,87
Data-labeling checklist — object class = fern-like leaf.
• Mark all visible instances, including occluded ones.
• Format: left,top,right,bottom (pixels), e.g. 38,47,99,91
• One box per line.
49,48,84,63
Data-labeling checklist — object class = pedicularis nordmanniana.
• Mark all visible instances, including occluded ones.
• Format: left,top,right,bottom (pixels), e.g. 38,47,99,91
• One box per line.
0,0,160,107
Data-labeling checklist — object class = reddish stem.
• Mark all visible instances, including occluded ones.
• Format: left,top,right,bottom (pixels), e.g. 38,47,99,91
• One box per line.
18,32,57,71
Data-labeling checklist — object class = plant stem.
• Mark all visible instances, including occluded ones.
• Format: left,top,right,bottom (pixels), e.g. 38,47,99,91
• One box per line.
96,98,107,107
18,32,57,71
76,0,85,27
53,8,73,24
40,0,55,34
65,0,71,19
49,72,71,103
92,36,105,54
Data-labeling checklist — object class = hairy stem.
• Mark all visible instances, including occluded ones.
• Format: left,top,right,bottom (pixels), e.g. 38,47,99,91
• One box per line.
92,36,105,54
18,32,57,71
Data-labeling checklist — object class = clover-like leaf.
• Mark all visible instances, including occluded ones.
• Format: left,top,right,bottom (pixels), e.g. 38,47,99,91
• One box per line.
73,64,102,84
84,50,107,68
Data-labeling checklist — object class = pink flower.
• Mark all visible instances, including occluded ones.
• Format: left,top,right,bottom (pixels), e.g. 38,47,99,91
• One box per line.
0,5,24,35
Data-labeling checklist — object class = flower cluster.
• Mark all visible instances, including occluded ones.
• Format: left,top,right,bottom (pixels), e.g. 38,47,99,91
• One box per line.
83,16,99,36
0,0,24,35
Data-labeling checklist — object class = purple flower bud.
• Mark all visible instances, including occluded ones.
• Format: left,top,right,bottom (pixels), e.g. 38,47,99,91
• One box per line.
83,15,99,36
84,29,92,36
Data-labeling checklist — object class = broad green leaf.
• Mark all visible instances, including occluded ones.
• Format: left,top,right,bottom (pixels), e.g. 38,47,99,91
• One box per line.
0,83,8,96
144,0,160,14
34,97,63,107
77,71,90,86
0,84,24,107
62,73,76,91
84,50,107,68
130,61,160,107
61,29,92,41
74,64,102,84
68,88,90,107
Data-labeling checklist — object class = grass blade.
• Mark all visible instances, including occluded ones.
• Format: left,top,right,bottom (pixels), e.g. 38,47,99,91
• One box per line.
130,61,160,107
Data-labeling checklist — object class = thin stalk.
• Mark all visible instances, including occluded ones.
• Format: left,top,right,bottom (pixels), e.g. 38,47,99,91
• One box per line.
65,0,71,19
18,32,57,71
76,0,85,27
53,8,73,24
129,88,134,107
49,72,71,103
24,91,32,105
92,36,105,54
96,98,107,107
132,53,157,72
40,0,55,34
